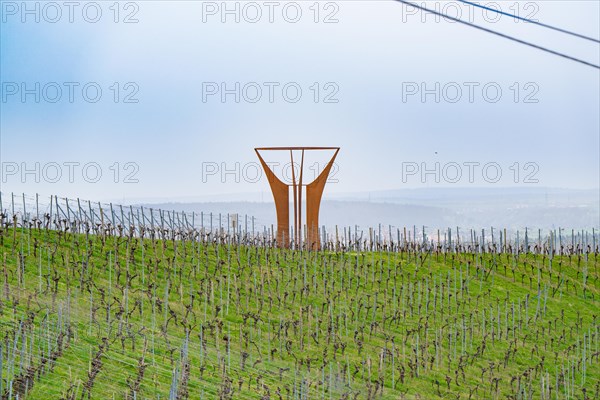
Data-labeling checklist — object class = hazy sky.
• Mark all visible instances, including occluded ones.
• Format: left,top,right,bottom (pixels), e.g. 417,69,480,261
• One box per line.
1,0,599,202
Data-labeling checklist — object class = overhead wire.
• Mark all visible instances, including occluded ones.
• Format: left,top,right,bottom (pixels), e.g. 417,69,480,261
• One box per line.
455,0,600,43
393,0,600,69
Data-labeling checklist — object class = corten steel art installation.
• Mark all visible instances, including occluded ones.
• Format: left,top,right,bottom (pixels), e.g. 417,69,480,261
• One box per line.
255,147,340,249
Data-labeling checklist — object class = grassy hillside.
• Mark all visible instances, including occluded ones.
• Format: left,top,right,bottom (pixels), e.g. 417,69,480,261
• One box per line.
0,226,598,399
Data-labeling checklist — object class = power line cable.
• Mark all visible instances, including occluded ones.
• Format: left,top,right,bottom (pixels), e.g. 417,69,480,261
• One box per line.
456,0,600,43
394,0,600,69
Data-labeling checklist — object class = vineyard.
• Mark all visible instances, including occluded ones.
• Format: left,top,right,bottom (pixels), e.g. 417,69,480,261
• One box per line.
0,217,598,399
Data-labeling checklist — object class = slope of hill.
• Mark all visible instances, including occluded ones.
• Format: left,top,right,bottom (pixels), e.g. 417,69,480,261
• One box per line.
0,226,598,399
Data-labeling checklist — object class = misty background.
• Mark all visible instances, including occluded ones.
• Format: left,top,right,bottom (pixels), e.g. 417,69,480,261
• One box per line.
1,1,598,231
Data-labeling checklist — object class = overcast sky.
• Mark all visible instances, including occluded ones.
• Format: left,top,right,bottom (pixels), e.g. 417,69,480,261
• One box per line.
1,0,599,202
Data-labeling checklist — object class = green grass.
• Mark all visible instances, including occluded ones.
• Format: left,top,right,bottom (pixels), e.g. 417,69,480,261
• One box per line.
0,225,598,399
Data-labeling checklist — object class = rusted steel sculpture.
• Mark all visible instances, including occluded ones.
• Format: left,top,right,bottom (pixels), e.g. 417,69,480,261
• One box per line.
255,147,340,249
